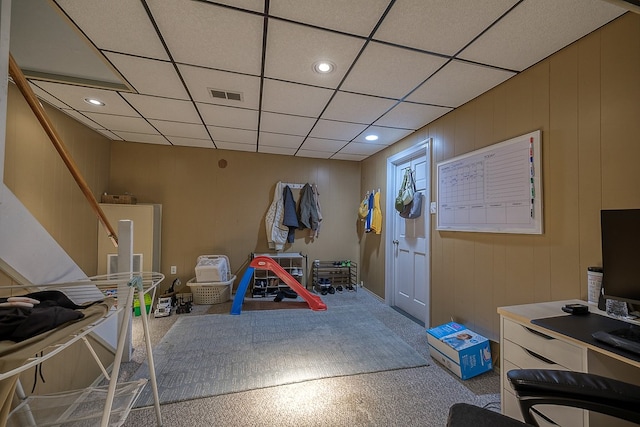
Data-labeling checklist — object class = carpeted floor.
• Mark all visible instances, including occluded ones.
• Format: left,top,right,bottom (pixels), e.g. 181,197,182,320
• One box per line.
207,299,310,313
131,304,428,407
121,288,501,426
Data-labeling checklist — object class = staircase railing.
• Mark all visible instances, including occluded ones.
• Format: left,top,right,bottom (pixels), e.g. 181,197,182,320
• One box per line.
7,53,118,247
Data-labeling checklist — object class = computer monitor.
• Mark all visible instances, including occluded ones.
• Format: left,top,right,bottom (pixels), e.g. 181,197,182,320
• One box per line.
601,209,640,308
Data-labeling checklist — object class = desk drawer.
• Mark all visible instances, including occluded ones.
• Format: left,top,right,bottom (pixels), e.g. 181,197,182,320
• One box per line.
503,339,567,371
503,318,584,371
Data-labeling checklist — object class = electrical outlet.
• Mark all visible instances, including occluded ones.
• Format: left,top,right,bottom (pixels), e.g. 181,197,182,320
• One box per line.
170,266,177,274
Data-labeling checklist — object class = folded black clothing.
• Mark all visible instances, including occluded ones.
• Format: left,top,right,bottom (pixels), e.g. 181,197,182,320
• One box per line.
0,290,102,342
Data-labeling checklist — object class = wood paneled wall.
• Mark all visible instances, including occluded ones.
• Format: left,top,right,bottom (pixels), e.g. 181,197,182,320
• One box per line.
108,142,361,294
4,11,638,348
361,13,640,340
3,84,112,274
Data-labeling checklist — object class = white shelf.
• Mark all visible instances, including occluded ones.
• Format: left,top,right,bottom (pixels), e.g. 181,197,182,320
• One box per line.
7,380,147,427
0,272,164,427
251,253,306,297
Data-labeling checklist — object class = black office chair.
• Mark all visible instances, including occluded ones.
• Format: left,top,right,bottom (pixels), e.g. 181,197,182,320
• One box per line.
447,369,640,426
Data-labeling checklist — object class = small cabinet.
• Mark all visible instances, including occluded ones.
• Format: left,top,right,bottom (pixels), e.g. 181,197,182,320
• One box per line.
312,260,357,292
97,203,162,275
251,252,306,298
501,316,586,427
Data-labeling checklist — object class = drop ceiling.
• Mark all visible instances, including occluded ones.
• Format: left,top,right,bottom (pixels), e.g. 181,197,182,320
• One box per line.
8,0,628,161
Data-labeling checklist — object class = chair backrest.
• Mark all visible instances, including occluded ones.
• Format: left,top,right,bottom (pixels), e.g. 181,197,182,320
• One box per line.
507,369,640,426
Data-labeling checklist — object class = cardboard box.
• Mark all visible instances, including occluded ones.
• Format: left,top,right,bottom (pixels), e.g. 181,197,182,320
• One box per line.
426,322,492,380
101,194,137,204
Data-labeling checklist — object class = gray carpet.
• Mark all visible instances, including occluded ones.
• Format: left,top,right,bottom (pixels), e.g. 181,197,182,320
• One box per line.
132,304,429,407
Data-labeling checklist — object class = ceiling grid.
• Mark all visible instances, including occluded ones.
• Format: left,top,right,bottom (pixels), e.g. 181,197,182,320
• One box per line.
8,0,627,160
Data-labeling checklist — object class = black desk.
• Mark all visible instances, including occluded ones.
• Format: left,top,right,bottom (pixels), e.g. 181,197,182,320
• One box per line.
532,312,640,364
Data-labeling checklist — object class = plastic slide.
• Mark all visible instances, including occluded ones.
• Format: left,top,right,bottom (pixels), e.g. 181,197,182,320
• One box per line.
231,256,327,314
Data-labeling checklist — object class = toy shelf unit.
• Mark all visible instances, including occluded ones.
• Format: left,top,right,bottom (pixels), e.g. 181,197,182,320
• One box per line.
251,252,307,298
312,260,357,294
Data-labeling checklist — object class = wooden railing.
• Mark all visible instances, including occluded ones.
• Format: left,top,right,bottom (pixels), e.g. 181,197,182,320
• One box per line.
8,53,118,247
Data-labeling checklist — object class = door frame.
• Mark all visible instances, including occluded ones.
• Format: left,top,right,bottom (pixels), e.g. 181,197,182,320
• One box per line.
385,139,431,325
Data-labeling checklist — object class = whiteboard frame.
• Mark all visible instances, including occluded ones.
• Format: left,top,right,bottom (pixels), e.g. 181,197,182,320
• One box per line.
436,130,543,234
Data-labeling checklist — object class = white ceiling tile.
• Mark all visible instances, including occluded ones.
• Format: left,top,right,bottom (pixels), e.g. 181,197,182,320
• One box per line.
322,92,398,124
18,0,627,161
148,1,263,74
207,126,257,145
94,129,122,140
264,19,365,87
208,0,264,13
82,113,157,134
55,0,169,60
32,81,138,116
374,0,518,56
341,41,448,99
121,94,200,123
30,83,71,109
259,133,305,149
259,146,298,156
407,60,515,107
269,0,390,37
262,79,334,117
295,149,333,159
12,0,127,86
354,126,413,145
104,53,189,99
148,120,210,139
215,141,256,152
178,64,262,109
260,112,316,136
309,120,368,141
112,132,170,145
374,102,452,129
338,142,387,156
299,137,347,153
458,0,625,71
197,103,258,130
167,136,214,148
60,109,103,130
331,152,368,161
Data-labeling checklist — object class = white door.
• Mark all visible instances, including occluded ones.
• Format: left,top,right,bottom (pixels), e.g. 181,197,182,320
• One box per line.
386,143,430,325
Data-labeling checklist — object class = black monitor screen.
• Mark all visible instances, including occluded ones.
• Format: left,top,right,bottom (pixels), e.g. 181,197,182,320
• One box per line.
601,209,640,307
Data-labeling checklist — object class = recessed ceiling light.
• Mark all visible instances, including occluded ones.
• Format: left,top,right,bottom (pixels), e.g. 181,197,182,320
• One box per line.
365,134,379,141
313,61,335,74
84,97,105,106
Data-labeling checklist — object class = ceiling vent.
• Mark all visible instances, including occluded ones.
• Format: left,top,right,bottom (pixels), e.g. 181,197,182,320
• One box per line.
208,88,243,102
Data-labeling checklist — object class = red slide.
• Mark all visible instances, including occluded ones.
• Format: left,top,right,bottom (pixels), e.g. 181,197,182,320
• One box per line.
250,256,327,311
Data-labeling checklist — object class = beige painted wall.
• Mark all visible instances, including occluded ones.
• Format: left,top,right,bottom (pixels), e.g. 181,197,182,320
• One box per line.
361,13,640,340
108,142,362,294
2,83,114,395
3,83,112,275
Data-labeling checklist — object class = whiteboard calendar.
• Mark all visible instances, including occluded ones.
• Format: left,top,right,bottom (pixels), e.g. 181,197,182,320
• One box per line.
436,130,543,234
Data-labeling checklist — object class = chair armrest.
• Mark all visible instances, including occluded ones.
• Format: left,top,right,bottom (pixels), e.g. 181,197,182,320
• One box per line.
447,403,527,427
507,369,640,425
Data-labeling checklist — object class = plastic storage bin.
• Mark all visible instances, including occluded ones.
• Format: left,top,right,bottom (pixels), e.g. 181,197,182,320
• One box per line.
195,255,230,282
187,276,235,304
